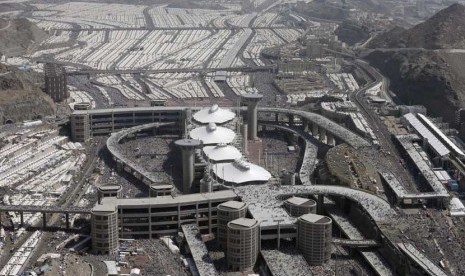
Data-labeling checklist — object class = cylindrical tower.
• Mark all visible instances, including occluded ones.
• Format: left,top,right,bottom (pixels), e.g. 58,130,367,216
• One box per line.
217,201,247,250
284,196,316,217
70,113,90,142
241,94,263,140
227,218,260,271
175,139,201,194
97,184,122,204
149,184,172,197
199,177,213,193
91,205,119,255
297,213,332,265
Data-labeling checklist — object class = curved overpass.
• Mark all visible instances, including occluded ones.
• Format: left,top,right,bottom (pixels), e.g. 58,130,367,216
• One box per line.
259,123,319,184
72,106,370,149
106,122,175,185
257,107,371,149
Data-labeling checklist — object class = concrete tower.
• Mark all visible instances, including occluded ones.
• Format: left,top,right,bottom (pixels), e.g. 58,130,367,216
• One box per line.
91,204,119,255
241,93,263,140
175,139,201,194
217,201,247,250
227,218,260,271
297,213,332,265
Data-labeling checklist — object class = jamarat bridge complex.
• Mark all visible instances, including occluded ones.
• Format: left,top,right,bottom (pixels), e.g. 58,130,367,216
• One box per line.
0,94,451,275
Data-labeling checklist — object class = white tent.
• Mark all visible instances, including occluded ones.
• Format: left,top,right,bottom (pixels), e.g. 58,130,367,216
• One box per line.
214,159,271,184
193,104,235,124
203,144,242,162
189,123,235,145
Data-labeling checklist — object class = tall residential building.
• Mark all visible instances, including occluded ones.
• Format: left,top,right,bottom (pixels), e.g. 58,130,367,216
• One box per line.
44,63,68,102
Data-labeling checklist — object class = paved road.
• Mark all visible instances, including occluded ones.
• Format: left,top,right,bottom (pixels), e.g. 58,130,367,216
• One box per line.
351,59,419,192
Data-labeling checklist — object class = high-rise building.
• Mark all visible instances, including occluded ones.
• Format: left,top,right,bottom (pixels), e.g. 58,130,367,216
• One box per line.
297,213,332,265
44,63,68,102
91,204,119,255
227,218,260,271
217,201,247,250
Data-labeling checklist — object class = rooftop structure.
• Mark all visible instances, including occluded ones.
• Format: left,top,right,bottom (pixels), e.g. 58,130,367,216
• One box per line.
214,159,271,185
395,135,450,198
192,104,235,124
397,243,448,276
403,113,450,157
189,123,236,145
417,113,465,158
203,144,242,163
284,196,317,217
235,184,396,228
181,224,219,276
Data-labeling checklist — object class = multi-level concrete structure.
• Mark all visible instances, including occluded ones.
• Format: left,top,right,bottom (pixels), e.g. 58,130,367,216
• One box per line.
175,139,202,194
44,63,68,102
91,204,119,255
217,201,247,250
70,107,183,142
70,110,90,142
91,190,236,247
149,184,172,197
227,218,260,271
297,213,332,265
284,196,317,217
241,93,263,140
97,185,122,204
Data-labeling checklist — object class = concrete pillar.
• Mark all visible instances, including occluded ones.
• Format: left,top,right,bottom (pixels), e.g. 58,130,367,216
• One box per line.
241,123,248,154
65,213,70,230
175,139,201,194
241,94,263,140
317,195,324,215
116,160,123,173
289,114,294,127
327,133,335,146
303,119,309,132
312,124,319,136
208,201,212,233
319,128,327,144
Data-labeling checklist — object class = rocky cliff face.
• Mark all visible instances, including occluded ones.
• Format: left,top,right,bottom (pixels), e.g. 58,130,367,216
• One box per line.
0,64,55,124
0,18,48,55
368,3,465,49
366,51,458,123
364,3,465,126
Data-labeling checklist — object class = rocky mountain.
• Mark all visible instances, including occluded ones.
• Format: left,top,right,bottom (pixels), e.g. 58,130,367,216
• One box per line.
335,21,370,46
368,3,465,49
0,18,48,56
0,63,55,123
366,50,459,122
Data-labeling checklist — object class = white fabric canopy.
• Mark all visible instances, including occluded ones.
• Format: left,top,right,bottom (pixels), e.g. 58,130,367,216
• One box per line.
214,159,271,184
193,104,235,124
203,144,242,162
189,123,235,145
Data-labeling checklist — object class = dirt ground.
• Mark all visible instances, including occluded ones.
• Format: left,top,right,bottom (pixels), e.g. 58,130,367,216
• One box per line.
45,253,92,276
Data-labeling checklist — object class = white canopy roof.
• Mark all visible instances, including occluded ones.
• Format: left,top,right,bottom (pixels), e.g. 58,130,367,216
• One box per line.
214,159,271,184
203,144,242,162
189,123,235,145
193,104,236,124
